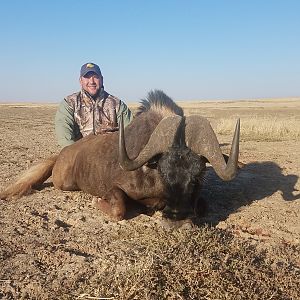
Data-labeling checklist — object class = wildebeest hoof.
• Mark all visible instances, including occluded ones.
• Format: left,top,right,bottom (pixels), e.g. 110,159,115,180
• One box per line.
92,197,125,222
92,196,103,207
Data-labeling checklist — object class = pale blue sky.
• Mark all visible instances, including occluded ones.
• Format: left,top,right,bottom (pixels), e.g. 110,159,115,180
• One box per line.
0,0,299,103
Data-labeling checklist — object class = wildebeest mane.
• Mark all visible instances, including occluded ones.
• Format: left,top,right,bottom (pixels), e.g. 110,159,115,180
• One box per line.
136,90,184,117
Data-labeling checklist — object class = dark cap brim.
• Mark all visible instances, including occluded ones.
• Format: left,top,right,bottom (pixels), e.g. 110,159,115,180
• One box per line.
81,69,101,77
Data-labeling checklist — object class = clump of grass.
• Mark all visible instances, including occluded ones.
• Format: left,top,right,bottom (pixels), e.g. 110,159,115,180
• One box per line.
216,116,300,141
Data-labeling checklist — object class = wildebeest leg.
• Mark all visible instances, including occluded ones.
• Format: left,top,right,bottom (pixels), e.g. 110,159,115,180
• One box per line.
190,181,207,217
93,188,127,221
134,197,166,217
137,198,166,210
194,196,207,216
53,177,78,191
52,165,78,191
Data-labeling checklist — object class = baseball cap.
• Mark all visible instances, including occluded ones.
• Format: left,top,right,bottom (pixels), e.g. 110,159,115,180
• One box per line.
80,63,102,77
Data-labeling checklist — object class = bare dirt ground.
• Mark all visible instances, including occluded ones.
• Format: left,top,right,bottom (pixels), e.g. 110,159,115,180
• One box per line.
0,100,299,299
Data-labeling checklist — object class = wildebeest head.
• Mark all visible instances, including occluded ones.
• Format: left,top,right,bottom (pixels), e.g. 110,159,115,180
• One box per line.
119,109,240,221
158,146,207,220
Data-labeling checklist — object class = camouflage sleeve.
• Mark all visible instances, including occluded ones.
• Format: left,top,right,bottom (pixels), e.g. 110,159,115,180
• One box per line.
55,99,80,148
117,100,133,128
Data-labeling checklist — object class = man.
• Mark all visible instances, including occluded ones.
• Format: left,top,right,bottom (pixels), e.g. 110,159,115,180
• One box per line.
55,63,133,148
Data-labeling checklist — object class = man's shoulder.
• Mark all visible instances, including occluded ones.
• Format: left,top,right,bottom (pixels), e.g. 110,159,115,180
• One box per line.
64,91,81,107
65,91,81,102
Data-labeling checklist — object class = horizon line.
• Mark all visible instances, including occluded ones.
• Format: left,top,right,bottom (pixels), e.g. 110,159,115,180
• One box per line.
0,96,300,106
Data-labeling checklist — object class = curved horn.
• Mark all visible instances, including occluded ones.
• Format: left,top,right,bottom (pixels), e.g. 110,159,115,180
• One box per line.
185,115,240,181
119,114,183,171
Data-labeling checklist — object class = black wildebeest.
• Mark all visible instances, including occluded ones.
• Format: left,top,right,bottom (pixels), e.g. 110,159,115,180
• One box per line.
0,90,240,222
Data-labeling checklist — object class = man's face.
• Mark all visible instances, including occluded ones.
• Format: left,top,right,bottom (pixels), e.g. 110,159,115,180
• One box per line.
80,72,102,96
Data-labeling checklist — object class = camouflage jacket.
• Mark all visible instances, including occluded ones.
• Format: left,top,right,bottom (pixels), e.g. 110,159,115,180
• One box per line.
55,89,133,148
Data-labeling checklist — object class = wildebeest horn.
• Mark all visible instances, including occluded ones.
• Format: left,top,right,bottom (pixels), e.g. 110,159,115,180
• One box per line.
185,115,240,181
119,114,183,171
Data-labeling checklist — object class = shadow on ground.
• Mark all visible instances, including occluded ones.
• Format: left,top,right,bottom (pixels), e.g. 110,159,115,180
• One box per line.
198,161,300,225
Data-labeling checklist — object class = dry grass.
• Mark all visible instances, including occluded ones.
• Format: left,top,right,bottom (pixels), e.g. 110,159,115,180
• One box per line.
216,117,300,141
2,220,298,300
73,225,299,300
178,98,300,141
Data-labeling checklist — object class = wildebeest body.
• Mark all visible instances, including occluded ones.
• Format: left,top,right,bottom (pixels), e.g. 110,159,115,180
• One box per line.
0,90,240,222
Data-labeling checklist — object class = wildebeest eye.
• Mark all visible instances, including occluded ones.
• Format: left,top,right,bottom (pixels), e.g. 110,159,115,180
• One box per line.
146,154,161,169
146,161,158,169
